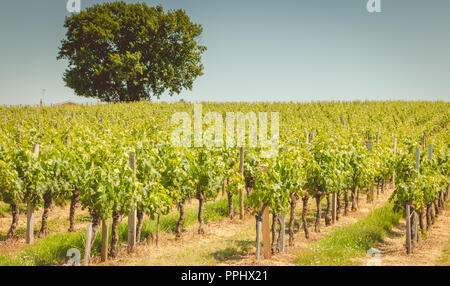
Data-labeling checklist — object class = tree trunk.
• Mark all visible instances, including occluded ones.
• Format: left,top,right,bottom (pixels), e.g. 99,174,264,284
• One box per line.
176,199,187,238
438,193,444,209
302,194,310,239
367,185,372,203
344,192,349,216
221,178,226,197
198,192,205,234
39,192,52,238
110,211,120,258
325,194,331,226
276,215,282,253
336,191,341,221
6,200,20,239
376,182,380,199
245,186,253,214
426,204,431,230
227,189,234,220
156,215,160,246
430,202,435,225
433,201,439,217
90,212,101,248
314,191,322,233
418,208,424,232
351,188,357,211
288,193,298,246
68,188,79,232
136,209,144,243
271,213,277,254
356,187,360,207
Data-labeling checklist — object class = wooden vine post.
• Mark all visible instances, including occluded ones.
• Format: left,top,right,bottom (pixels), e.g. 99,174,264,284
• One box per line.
128,154,137,253
428,144,433,161
365,141,374,202
415,147,420,171
405,203,412,254
392,138,397,188
280,212,285,253
413,147,420,244
239,147,244,220
280,146,286,253
413,210,418,246
26,144,40,244
365,140,373,153
101,219,109,262
262,204,271,259
256,218,262,262
255,165,271,262
332,127,339,221
414,146,421,241
406,147,421,254
84,223,93,266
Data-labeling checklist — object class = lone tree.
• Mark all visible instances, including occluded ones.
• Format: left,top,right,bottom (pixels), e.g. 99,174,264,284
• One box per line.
58,2,206,102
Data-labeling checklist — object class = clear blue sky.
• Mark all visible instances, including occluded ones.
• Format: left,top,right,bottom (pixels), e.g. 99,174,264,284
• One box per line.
0,0,449,105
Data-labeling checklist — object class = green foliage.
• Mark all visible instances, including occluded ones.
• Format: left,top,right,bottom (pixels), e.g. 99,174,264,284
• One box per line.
391,136,448,211
0,101,447,264
0,196,235,266
57,2,206,102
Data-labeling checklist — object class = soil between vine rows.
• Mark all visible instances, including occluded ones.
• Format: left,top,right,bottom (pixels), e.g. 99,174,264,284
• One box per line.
2,186,449,266
98,186,395,266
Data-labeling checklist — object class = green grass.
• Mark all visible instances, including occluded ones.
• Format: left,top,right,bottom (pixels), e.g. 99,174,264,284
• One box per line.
0,202,28,217
295,202,402,266
436,240,450,266
0,232,88,266
118,195,236,241
0,195,239,266
0,203,10,216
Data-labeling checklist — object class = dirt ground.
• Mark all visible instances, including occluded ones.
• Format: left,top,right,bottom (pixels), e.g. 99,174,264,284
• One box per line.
4,185,449,266
0,204,88,255
100,187,394,266
227,188,394,266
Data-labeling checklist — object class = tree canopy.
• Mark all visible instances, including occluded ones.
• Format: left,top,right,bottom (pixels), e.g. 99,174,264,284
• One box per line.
58,2,206,102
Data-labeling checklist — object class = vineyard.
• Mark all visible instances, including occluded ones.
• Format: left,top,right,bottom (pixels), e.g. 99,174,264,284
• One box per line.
0,101,448,266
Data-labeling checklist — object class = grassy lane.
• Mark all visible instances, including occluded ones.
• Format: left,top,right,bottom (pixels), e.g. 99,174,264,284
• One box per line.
295,201,401,266
0,203,10,217
125,219,256,266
